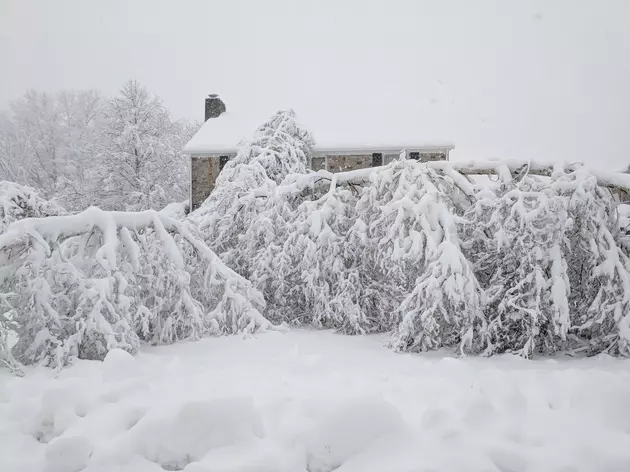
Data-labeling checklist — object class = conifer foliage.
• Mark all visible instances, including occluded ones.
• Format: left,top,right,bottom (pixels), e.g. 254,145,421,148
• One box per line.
190,109,630,359
2,109,630,371
191,109,314,271
193,109,630,357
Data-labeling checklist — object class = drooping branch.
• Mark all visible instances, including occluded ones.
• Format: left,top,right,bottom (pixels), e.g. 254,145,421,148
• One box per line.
0,206,272,368
280,159,630,198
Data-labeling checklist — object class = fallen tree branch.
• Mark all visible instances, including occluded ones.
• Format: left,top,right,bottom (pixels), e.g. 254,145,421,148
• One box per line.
280,159,630,196
0,206,272,369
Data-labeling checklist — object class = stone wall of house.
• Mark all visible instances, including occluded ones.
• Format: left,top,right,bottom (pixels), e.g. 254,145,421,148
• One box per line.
191,149,451,211
312,151,448,173
190,154,232,211
409,151,447,162
383,153,400,165
190,157,212,211
325,154,373,172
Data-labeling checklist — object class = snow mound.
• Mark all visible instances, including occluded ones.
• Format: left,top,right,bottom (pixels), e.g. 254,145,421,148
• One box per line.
45,436,92,472
305,397,405,472
29,388,82,444
131,398,265,470
102,349,139,382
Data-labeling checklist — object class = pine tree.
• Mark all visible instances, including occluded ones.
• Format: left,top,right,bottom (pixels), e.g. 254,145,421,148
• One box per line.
462,180,571,357
261,177,367,331
373,160,487,353
558,171,630,355
192,109,314,275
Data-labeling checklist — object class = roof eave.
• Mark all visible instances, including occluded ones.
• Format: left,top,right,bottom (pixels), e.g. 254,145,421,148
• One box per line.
311,145,454,156
185,147,238,156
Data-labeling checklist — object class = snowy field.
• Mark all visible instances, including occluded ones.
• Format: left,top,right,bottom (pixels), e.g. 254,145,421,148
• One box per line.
2,330,630,472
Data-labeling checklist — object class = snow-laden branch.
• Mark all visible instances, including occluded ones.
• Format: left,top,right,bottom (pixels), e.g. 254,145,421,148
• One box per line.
280,159,630,198
0,181,65,233
0,206,271,369
191,109,314,275
0,207,188,269
249,156,630,357
5,107,630,368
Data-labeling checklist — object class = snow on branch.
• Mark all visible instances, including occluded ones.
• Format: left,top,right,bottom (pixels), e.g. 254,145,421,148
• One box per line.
462,170,630,357
193,133,630,359
191,109,314,275
0,181,65,234
269,157,630,357
5,108,630,367
0,206,270,369
280,158,630,199
260,159,487,343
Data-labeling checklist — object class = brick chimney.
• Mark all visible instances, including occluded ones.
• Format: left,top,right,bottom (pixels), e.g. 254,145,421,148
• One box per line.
205,94,226,121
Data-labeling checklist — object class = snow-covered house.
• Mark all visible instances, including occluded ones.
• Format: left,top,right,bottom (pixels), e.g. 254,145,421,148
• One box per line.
184,95,454,210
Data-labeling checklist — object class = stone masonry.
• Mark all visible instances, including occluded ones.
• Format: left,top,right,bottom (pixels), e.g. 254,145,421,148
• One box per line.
190,154,235,210
188,94,453,212
189,149,450,211
190,93,452,211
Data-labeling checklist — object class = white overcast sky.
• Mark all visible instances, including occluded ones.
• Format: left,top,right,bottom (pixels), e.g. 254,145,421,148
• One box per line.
1,0,629,166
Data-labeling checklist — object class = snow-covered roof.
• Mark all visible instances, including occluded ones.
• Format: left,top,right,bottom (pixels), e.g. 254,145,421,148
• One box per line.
183,105,454,156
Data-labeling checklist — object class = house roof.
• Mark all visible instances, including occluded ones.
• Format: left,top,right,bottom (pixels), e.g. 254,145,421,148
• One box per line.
183,104,454,156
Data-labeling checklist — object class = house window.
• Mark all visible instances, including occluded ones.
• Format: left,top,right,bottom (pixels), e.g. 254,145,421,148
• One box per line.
409,152,420,161
372,153,383,167
219,155,229,170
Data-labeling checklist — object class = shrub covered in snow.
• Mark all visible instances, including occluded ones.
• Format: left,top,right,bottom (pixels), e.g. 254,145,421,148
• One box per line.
0,181,66,371
257,175,366,331
463,179,572,356
559,171,630,355
354,161,485,351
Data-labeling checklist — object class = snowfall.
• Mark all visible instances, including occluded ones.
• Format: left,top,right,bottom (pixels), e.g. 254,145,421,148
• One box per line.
1,330,629,472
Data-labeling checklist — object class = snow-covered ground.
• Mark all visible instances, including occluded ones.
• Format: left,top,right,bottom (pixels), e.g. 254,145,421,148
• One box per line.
2,330,630,472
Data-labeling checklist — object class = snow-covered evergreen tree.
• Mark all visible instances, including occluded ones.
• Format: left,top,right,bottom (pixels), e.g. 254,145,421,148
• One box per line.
462,179,571,357
259,176,367,331
228,109,314,185
192,109,314,274
262,158,486,340
0,182,66,372
463,167,630,357
392,241,487,354
557,170,630,355
366,160,487,353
